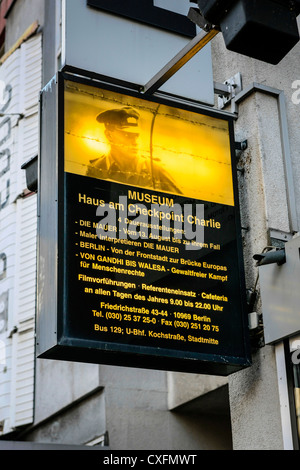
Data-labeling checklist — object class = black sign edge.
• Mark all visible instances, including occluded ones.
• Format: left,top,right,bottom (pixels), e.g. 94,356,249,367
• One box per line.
37,341,251,376
55,70,252,375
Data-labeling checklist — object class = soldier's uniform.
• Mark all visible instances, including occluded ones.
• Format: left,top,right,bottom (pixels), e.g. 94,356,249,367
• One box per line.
86,106,182,195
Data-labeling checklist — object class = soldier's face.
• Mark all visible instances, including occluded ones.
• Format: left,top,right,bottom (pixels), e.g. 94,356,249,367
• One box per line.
109,129,139,156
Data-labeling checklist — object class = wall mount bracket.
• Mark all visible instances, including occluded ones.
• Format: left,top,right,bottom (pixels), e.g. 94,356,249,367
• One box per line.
216,72,243,113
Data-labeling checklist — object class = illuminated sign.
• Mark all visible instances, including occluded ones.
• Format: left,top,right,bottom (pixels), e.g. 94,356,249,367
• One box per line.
87,0,196,37
37,73,251,375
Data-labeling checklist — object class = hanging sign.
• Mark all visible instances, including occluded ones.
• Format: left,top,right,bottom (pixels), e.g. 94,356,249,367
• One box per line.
37,73,251,375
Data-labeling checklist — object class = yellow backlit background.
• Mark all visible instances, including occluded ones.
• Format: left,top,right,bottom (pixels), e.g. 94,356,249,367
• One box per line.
64,80,234,206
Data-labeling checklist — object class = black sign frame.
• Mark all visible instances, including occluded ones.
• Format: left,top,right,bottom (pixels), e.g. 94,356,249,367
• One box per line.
87,0,196,37
37,71,251,376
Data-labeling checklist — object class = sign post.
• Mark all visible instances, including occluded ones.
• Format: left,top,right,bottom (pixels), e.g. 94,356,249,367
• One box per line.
37,72,251,375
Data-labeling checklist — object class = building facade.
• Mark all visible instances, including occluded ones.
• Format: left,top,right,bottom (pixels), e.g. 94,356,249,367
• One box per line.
0,0,299,451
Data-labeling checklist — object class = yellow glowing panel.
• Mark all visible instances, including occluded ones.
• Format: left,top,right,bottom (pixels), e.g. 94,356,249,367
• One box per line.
64,81,234,206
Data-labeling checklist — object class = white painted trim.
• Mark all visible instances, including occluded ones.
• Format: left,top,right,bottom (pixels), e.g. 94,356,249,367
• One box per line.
275,342,294,450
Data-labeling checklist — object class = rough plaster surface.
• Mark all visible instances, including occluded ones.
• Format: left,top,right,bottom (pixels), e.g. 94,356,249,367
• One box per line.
167,371,227,410
34,359,100,423
99,366,232,450
211,31,300,449
229,347,283,450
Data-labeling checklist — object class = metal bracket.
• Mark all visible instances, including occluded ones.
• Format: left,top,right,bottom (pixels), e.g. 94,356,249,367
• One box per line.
187,7,217,32
268,229,293,249
235,140,248,152
235,139,248,162
216,72,243,113
248,312,260,330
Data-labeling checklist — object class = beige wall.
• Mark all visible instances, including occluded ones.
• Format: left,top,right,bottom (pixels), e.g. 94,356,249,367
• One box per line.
211,24,300,449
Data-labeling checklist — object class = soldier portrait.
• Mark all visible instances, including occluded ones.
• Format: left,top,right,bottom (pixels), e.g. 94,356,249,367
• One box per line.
64,80,234,205
86,106,182,195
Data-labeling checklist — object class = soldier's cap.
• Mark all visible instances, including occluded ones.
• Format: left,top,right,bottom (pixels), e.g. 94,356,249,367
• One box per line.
96,106,140,133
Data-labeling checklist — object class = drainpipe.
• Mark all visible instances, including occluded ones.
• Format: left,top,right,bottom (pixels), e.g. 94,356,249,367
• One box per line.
233,82,298,235
234,83,299,450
